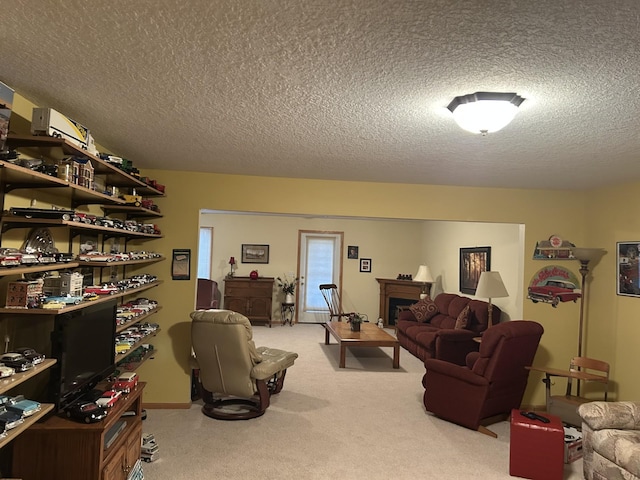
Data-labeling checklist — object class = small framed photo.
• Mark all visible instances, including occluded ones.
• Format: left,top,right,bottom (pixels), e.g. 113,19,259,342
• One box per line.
348,245,359,259
241,244,270,264
172,249,191,280
359,258,372,273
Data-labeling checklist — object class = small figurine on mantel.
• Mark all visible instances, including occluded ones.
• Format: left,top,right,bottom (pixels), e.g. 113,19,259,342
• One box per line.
396,274,413,280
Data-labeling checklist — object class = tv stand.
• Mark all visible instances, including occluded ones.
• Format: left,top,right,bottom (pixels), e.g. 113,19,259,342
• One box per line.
12,382,146,480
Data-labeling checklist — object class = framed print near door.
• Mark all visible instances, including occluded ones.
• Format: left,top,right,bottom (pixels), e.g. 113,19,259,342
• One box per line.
172,249,191,280
459,246,491,294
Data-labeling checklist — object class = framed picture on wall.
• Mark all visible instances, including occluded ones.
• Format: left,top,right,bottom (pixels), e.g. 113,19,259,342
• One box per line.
172,249,191,280
241,244,269,264
360,258,372,273
617,242,640,296
348,245,359,259
459,246,491,294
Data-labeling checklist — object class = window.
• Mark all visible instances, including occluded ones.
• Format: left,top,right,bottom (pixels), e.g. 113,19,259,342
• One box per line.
197,227,213,279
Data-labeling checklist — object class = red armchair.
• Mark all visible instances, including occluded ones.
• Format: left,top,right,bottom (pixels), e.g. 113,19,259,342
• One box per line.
423,320,544,437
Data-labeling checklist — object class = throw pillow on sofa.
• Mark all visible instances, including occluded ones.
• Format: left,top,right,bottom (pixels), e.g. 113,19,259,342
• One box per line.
454,305,470,329
409,297,438,322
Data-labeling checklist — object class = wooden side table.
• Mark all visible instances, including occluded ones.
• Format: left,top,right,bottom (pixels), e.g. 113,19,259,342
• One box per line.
281,302,295,326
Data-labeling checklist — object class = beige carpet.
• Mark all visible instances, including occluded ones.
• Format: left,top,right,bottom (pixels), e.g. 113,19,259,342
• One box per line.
142,323,584,479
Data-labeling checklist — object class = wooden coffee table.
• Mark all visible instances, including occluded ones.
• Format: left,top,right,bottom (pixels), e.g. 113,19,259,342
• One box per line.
324,321,400,369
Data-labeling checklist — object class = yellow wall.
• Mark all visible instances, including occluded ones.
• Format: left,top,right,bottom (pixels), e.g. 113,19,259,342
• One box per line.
8,92,636,408
138,169,601,406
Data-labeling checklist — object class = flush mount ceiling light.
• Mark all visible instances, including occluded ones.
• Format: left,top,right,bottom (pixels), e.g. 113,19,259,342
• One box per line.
447,92,525,135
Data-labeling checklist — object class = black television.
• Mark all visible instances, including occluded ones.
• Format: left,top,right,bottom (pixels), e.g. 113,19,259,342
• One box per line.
50,300,117,412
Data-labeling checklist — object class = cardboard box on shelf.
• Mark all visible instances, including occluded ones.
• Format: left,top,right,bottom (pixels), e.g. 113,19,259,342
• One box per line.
564,425,583,463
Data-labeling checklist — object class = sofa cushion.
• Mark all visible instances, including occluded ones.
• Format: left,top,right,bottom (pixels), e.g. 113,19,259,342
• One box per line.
455,305,470,329
409,297,438,322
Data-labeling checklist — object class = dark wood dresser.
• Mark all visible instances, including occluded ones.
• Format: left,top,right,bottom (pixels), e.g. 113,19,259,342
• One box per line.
223,277,274,327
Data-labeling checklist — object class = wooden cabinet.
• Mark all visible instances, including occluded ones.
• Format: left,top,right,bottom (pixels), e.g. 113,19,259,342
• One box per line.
224,277,274,327
12,383,145,480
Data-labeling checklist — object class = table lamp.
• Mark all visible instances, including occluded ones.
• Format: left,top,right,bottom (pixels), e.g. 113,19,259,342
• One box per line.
414,265,434,299
228,256,236,277
475,271,508,327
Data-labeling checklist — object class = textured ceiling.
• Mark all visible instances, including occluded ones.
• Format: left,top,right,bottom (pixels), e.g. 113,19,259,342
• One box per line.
2,0,639,190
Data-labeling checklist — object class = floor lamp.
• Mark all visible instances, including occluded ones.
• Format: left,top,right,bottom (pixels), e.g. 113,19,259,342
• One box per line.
475,271,508,327
571,247,605,358
571,247,605,396
414,265,434,299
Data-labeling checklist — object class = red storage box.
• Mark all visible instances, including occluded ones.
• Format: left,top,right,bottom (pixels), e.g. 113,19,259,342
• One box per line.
509,409,564,480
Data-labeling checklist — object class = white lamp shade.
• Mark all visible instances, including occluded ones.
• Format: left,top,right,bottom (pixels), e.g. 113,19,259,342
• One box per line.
414,265,434,283
475,271,508,299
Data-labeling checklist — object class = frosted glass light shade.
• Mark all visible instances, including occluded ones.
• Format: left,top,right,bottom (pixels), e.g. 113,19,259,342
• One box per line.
447,92,525,134
475,271,509,299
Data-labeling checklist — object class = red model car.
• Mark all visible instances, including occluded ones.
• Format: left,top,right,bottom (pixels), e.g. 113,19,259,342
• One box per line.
114,372,139,394
528,279,581,307
96,390,122,408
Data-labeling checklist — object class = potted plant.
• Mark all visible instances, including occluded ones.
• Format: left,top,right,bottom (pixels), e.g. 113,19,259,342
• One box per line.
347,312,367,332
277,275,298,304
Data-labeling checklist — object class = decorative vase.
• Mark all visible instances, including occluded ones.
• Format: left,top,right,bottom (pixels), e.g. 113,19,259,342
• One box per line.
350,322,361,332
249,270,259,279
284,293,295,304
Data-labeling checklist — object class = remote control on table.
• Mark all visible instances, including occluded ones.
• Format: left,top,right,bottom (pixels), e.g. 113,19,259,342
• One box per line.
520,411,551,423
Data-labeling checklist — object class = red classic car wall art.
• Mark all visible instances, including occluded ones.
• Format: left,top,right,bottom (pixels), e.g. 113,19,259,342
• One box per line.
527,266,582,308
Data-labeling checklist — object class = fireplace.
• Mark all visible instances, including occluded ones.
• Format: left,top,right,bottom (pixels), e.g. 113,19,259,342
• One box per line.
376,278,430,326
388,297,416,326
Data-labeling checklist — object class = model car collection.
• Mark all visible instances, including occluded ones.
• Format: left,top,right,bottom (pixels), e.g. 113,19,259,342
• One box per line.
527,278,582,307
0,348,44,378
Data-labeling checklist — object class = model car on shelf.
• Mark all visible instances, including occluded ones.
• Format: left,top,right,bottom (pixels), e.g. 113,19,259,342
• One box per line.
7,206,75,221
0,247,23,267
6,395,41,417
114,372,139,394
0,364,15,378
13,347,45,365
82,292,100,301
54,251,75,262
84,285,119,295
77,251,114,262
0,407,25,429
0,353,33,372
527,278,582,307
42,295,83,306
18,251,40,264
96,389,122,408
65,400,108,423
41,300,66,309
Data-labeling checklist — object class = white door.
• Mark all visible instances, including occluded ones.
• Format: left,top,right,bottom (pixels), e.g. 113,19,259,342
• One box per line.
297,231,343,323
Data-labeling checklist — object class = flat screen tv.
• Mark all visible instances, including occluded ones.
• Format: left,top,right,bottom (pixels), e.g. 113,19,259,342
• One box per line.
50,300,117,412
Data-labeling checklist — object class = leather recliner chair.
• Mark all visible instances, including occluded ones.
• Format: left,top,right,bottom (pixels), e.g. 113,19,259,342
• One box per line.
423,320,544,437
190,309,298,420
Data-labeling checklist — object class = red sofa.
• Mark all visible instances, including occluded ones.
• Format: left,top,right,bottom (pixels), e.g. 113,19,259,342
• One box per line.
396,293,499,365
